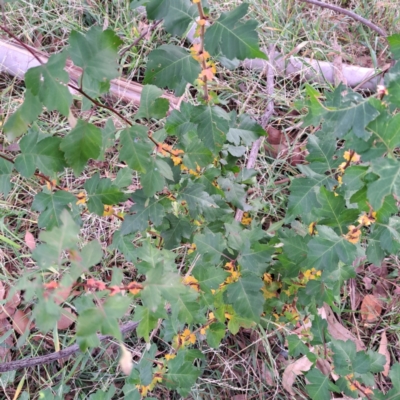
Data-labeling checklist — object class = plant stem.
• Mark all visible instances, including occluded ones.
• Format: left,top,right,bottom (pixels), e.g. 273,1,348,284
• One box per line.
0,152,64,190
119,19,163,57
195,2,209,102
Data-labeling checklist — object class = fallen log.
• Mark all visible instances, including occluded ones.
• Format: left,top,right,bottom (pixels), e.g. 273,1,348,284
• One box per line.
186,23,387,92
0,38,180,109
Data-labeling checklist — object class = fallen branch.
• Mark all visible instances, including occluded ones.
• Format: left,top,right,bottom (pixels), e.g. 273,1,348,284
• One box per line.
0,38,180,109
241,51,387,92
184,16,387,92
0,320,139,372
298,0,387,37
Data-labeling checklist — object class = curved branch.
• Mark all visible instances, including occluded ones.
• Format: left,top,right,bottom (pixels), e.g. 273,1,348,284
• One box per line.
298,0,387,37
0,321,139,373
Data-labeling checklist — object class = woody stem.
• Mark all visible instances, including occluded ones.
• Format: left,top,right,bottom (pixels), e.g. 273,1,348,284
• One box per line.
196,2,209,102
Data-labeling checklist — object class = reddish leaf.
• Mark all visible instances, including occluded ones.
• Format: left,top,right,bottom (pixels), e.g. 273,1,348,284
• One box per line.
57,307,76,330
109,285,122,296
43,281,59,290
86,278,107,291
24,231,36,250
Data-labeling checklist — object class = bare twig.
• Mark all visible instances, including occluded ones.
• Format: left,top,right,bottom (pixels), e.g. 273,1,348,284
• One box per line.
234,46,276,222
119,20,163,57
0,152,64,190
298,0,387,37
0,321,139,372
0,24,44,64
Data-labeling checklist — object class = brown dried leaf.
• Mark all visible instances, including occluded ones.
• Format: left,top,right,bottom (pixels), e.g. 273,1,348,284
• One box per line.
360,294,382,324
5,289,21,309
57,307,76,330
24,231,36,250
320,305,365,351
12,309,31,335
263,364,275,387
119,343,133,376
282,355,313,395
373,281,388,300
369,263,388,278
266,126,284,145
362,277,372,290
378,331,390,377
0,287,20,320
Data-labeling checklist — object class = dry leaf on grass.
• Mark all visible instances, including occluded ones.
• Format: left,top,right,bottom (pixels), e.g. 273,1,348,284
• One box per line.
12,309,32,335
362,277,372,290
320,305,365,351
369,263,388,277
24,231,36,250
378,331,390,377
373,281,389,300
282,355,313,395
0,287,21,320
57,307,76,330
119,343,133,376
360,294,382,325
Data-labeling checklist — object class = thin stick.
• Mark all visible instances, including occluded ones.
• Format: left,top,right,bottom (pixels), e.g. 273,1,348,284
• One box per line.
0,25,44,64
234,47,276,222
119,20,163,57
0,321,139,372
298,0,387,37
0,152,64,191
